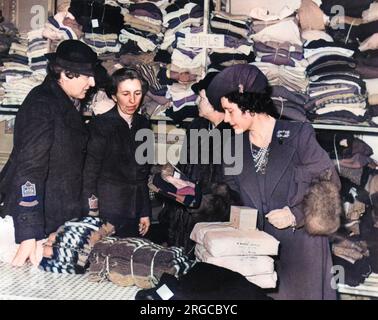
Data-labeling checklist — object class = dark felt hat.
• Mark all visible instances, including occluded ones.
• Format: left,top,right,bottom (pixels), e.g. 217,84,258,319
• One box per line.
45,40,98,76
191,71,219,95
206,64,268,109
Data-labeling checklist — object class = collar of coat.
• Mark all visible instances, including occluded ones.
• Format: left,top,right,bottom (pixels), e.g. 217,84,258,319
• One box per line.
42,76,88,134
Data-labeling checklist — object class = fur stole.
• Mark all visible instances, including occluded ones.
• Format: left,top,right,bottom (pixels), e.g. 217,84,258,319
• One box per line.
302,170,342,236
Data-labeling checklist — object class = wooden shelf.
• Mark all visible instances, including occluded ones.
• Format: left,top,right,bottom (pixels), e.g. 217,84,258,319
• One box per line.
312,123,378,134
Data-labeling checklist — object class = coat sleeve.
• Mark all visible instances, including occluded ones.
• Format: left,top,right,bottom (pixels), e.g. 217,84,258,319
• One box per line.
82,119,107,213
12,98,54,243
290,123,341,223
138,183,152,218
138,117,152,219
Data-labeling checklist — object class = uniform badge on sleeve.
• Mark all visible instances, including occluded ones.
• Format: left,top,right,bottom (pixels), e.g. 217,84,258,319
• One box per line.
21,181,37,198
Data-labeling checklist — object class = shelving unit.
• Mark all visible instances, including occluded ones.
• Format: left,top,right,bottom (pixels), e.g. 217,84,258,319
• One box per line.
338,273,378,299
312,123,378,134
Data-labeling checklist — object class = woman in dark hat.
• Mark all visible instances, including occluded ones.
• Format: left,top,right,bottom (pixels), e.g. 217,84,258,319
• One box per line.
0,40,99,266
158,71,237,255
179,71,232,189
82,68,151,238
207,64,341,300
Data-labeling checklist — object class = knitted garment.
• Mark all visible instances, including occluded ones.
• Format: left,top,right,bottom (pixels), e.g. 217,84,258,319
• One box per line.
39,216,115,274
148,164,202,208
88,237,195,289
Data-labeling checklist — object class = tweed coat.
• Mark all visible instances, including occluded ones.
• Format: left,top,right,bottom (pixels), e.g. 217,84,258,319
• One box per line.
0,76,89,243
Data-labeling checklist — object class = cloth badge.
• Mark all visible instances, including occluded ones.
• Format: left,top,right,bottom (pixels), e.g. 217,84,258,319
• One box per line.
19,200,39,207
19,182,38,207
21,181,36,198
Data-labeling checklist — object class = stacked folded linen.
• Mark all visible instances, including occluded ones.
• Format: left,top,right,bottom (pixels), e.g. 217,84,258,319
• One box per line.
190,222,279,288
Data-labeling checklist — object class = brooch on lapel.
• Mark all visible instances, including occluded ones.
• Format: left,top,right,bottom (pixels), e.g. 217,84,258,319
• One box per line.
276,130,290,145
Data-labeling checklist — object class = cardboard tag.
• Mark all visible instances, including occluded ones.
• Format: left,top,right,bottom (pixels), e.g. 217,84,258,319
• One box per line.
156,284,174,300
230,206,258,231
92,19,99,28
173,171,181,179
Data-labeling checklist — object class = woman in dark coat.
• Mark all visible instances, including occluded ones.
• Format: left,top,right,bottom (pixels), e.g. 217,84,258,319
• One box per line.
0,40,97,266
179,72,233,191
82,68,151,237
159,73,236,254
207,64,341,300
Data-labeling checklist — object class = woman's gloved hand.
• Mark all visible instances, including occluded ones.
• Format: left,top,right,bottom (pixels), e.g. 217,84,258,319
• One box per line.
266,206,296,229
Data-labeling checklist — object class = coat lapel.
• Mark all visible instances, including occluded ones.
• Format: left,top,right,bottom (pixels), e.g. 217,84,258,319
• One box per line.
265,120,302,201
46,77,88,134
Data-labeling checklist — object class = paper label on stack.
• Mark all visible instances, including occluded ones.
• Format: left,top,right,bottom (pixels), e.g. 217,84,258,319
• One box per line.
203,229,280,257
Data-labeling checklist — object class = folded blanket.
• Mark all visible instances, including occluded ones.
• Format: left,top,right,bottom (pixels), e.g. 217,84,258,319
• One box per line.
190,221,236,245
191,222,279,256
247,272,277,289
195,244,275,276
88,237,195,288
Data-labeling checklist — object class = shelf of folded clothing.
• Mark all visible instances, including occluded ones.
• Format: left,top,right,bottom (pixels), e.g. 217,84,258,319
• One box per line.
312,123,378,133
338,273,378,298
0,262,140,300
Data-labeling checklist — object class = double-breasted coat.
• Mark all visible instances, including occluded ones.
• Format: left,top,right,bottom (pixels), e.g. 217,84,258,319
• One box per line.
0,76,89,243
224,120,340,300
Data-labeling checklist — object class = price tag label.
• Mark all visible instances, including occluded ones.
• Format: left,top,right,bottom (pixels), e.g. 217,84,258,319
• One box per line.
156,284,174,300
92,19,99,28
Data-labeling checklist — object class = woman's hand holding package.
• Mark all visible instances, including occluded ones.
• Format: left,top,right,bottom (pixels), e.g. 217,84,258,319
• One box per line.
266,206,296,229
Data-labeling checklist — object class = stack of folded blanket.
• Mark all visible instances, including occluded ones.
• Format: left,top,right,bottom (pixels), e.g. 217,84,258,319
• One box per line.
39,216,115,274
190,222,280,289
88,237,194,289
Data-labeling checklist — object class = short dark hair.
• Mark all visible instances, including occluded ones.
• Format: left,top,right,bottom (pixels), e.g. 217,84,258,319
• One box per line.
47,61,81,80
219,86,278,118
106,68,149,97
